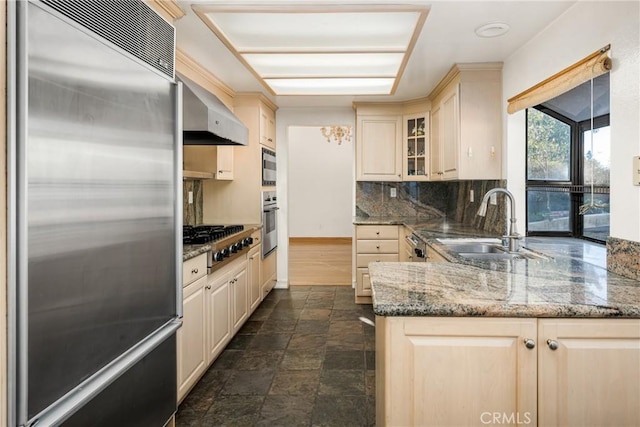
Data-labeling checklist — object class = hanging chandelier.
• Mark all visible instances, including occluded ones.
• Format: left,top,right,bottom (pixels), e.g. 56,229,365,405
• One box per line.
320,125,352,145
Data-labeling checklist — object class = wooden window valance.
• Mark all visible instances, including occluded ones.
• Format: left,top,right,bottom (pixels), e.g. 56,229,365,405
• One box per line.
507,44,612,114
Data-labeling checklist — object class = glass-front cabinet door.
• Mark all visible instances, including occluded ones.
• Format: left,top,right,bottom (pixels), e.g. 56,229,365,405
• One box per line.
403,113,430,181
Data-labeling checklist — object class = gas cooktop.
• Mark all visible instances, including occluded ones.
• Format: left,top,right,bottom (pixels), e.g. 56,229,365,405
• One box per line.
183,225,244,245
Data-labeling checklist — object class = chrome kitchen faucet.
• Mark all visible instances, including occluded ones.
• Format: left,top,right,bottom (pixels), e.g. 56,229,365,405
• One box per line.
477,188,521,252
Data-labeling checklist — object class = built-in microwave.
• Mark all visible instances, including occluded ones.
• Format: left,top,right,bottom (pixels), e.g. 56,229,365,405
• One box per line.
262,147,276,186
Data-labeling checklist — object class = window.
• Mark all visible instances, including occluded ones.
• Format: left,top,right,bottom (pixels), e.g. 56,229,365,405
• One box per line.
525,74,610,242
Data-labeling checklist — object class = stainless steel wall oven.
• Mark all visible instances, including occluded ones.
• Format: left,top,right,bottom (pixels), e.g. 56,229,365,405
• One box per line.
262,147,276,186
262,190,278,258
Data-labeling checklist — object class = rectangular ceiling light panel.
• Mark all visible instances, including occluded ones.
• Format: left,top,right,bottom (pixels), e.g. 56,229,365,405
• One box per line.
195,6,430,96
264,78,395,95
242,53,405,78
204,12,421,52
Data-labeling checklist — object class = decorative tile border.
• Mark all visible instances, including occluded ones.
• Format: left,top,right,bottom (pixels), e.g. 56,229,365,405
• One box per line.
607,236,640,281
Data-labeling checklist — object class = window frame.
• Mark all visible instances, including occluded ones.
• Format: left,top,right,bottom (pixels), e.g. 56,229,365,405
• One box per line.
525,106,610,242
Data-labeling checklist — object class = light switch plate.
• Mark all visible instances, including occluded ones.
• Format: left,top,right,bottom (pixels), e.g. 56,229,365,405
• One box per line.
634,156,640,186
390,188,397,198
188,191,193,204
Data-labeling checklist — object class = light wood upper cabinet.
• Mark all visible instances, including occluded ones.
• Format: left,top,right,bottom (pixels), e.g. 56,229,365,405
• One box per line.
183,145,233,181
215,146,234,180
440,88,459,180
260,106,276,150
356,114,402,181
403,113,430,181
537,319,640,427
429,63,502,181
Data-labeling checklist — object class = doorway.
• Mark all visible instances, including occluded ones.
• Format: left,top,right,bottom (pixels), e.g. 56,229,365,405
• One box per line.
287,125,353,285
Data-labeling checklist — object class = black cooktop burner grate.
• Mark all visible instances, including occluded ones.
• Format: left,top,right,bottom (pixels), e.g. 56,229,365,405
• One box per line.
183,225,244,244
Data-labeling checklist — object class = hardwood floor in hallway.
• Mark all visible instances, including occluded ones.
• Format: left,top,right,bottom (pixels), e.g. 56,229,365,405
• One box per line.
175,286,376,426
288,238,352,286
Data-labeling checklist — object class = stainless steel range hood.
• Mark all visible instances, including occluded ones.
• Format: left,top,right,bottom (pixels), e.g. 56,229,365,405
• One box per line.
178,74,248,146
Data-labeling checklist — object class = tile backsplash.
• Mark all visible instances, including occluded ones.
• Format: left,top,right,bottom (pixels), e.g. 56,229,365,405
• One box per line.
356,180,508,235
183,180,203,226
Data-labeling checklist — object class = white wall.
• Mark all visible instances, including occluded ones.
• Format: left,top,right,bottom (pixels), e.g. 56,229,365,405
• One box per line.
275,107,356,288
503,0,640,242
288,126,353,238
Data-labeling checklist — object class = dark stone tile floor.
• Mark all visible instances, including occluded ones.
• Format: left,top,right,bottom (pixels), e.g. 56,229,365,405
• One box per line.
176,285,376,427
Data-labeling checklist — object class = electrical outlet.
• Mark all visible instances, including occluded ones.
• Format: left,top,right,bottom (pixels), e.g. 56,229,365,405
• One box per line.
390,188,397,198
490,193,497,205
634,156,640,185
188,191,193,204
470,189,474,202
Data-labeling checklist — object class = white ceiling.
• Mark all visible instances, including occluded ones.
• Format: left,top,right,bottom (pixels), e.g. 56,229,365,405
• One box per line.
175,0,576,107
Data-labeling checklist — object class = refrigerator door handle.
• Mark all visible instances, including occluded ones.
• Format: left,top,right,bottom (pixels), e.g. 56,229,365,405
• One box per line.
30,320,181,427
175,81,183,318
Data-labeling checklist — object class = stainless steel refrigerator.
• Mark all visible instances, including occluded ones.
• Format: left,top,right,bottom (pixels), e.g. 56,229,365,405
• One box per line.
7,1,182,425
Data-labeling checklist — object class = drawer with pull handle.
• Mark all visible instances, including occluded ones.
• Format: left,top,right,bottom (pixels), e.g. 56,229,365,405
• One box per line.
356,225,399,240
357,239,399,254
182,253,207,286
357,253,399,268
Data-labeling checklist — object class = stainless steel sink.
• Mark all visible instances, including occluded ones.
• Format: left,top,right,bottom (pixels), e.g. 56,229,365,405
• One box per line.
436,238,548,260
443,243,506,254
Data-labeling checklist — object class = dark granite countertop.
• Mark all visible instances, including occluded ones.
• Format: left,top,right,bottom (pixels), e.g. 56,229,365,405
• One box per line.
356,216,640,318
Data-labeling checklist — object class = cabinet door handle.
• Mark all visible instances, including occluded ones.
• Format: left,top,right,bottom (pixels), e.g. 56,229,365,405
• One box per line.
376,231,380,235
547,339,559,350
205,285,211,290
524,339,536,349
376,245,380,249
192,268,198,274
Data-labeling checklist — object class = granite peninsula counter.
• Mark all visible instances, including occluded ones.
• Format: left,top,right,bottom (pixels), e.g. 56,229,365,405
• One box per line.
365,219,640,427
355,217,640,317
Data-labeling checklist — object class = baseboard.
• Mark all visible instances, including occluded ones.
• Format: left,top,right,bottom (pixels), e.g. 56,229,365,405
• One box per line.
289,237,352,245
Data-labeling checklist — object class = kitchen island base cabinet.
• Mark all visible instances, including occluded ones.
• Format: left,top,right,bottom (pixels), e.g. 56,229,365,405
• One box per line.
538,319,640,427
376,316,537,427
376,316,640,427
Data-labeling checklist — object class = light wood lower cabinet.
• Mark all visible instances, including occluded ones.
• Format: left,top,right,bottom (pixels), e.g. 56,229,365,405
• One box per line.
179,249,262,403
377,316,640,427
261,249,277,298
177,275,207,403
354,225,399,303
248,244,262,312
205,272,231,366
230,262,249,334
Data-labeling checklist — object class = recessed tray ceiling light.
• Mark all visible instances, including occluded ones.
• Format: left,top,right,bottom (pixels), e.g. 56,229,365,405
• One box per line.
194,5,430,96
